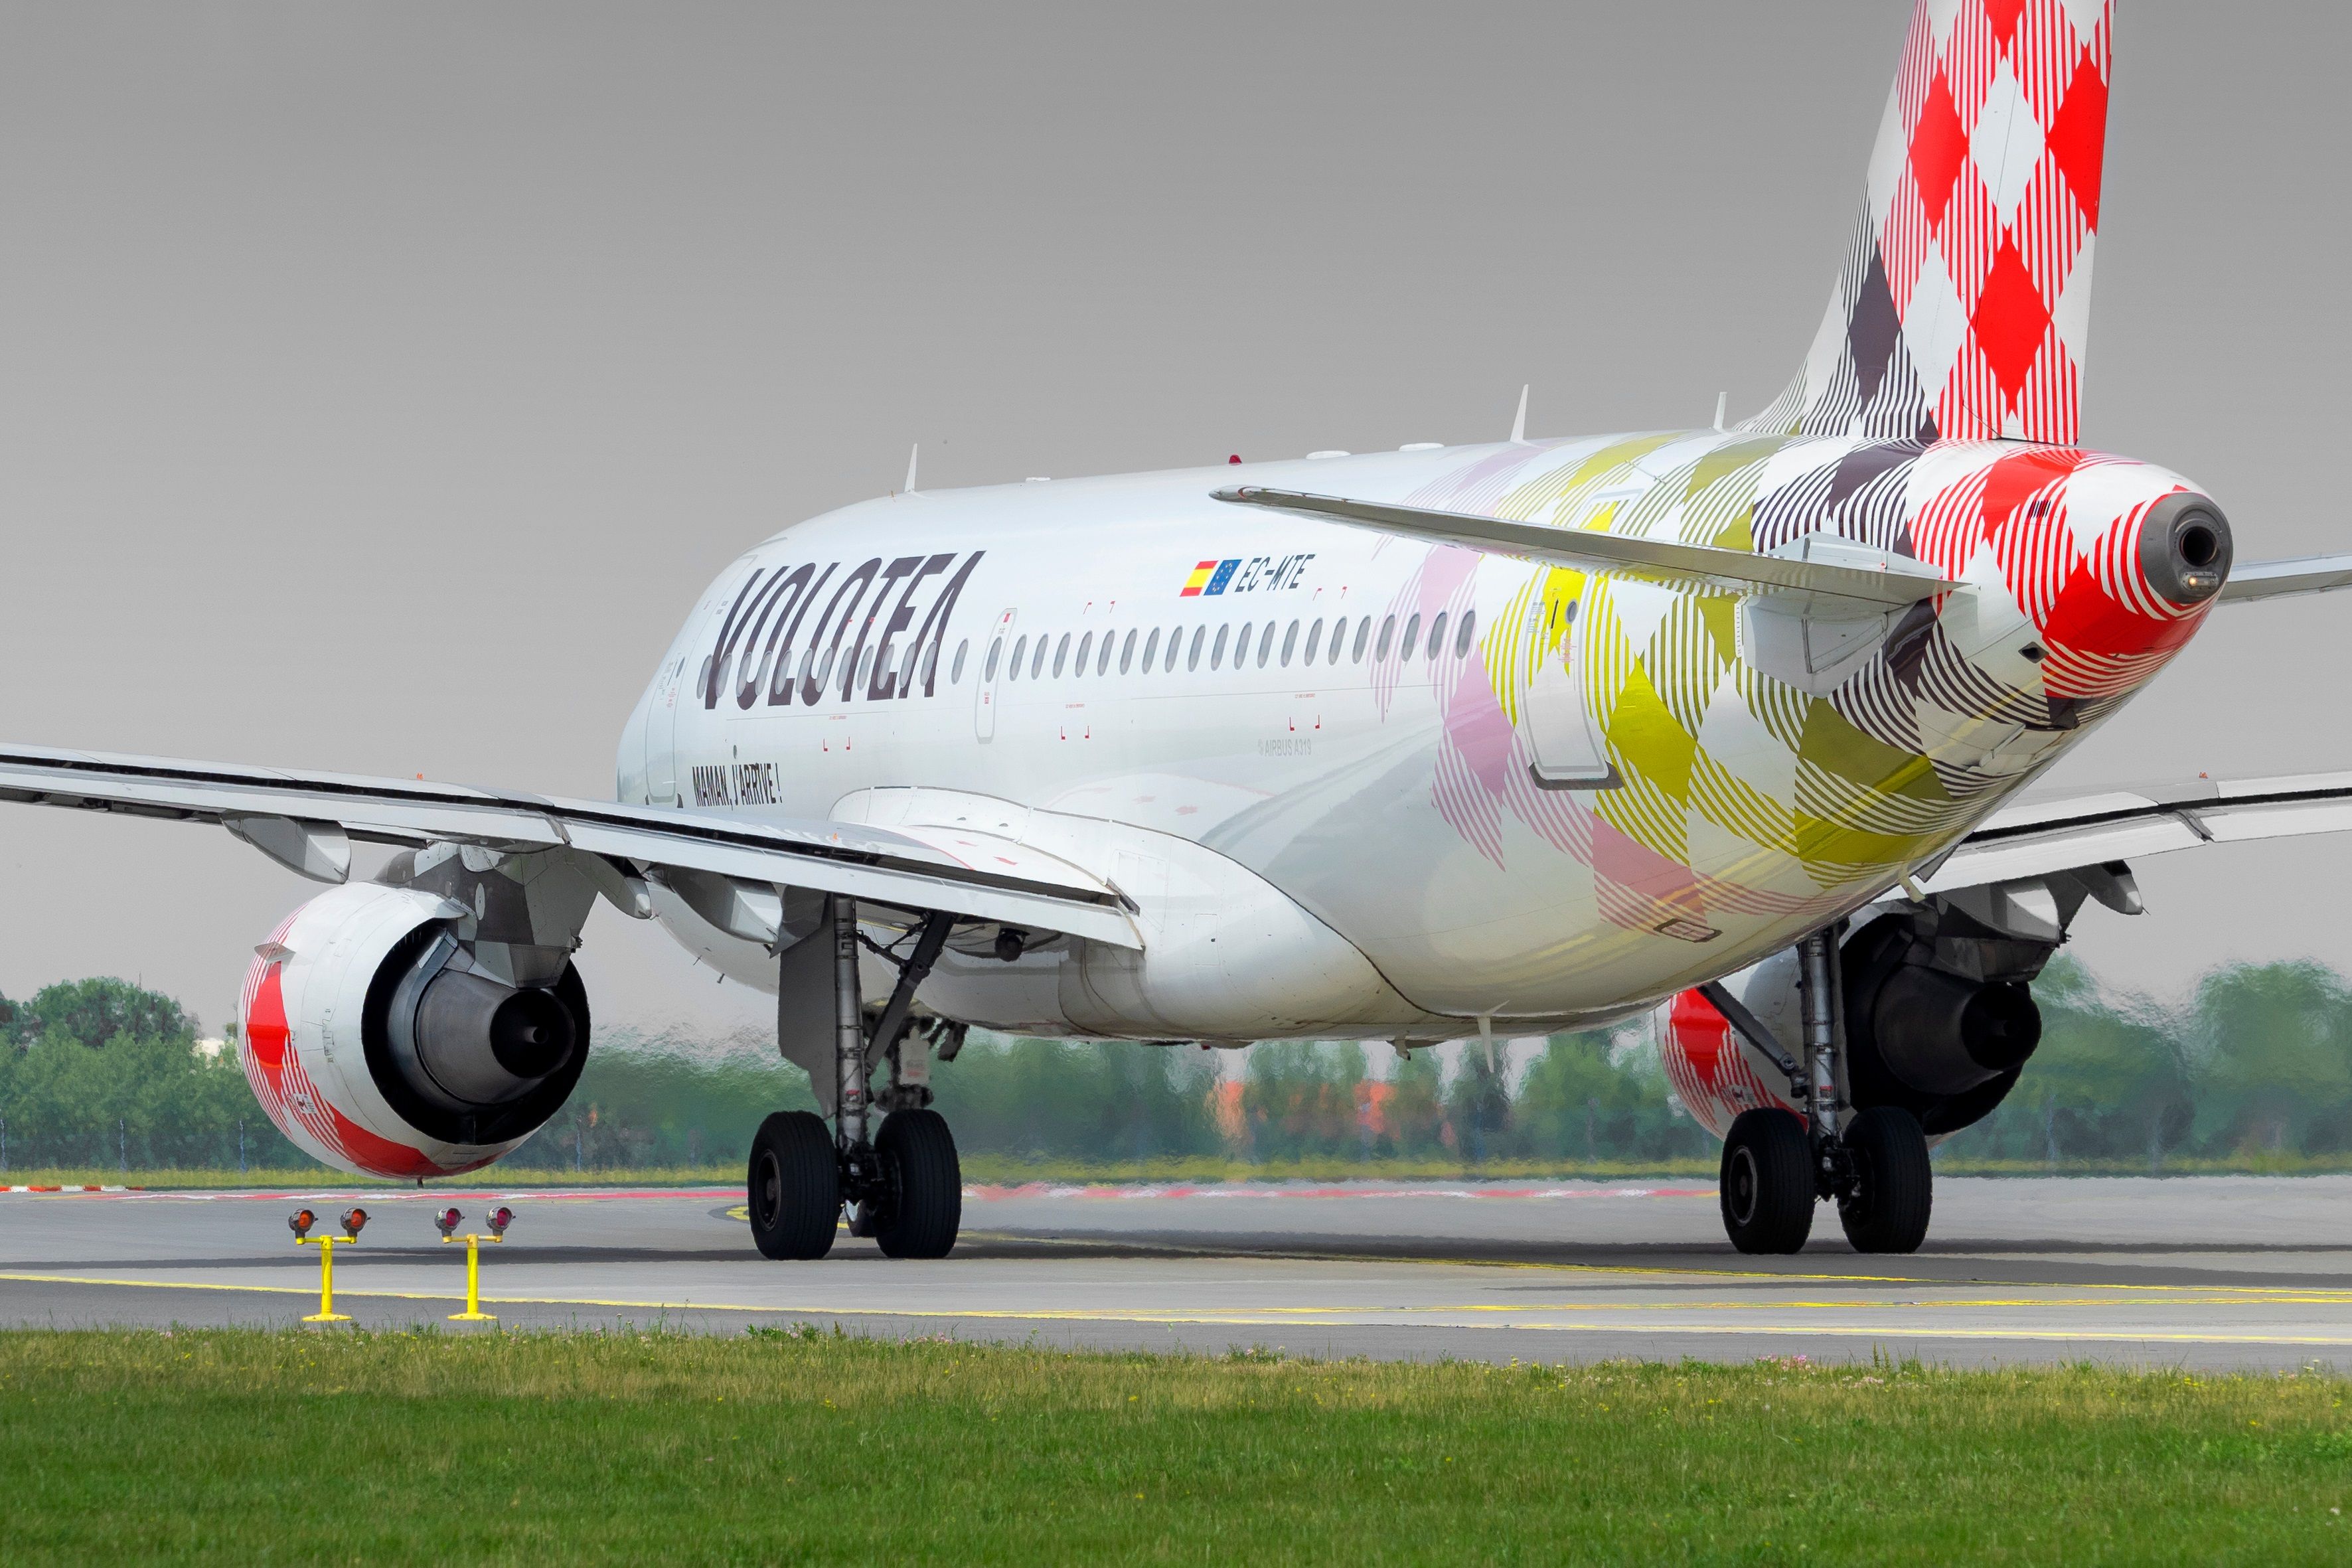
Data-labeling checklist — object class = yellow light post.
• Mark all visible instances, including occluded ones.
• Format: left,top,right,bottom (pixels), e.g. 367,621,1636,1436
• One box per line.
290,1208,367,1324
435,1205,513,1322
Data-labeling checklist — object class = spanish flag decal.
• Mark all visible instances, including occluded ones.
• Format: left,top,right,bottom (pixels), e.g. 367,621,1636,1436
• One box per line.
1182,559,1239,596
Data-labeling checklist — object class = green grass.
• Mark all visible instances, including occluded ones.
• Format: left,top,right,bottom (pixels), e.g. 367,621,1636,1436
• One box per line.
18,1150,2352,1192
1,1332,2349,1564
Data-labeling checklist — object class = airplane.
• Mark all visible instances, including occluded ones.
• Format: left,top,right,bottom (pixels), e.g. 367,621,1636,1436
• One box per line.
7,0,2351,1261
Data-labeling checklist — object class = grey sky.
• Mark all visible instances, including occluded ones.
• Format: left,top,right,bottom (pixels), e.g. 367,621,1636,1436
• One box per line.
0,1,2344,1036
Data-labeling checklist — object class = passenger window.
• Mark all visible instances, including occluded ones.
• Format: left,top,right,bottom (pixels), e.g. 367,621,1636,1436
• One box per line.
1074,632,1093,678
953,639,970,684
987,639,1006,681
1258,623,1276,667
1401,614,1421,659
816,648,838,689
1097,634,1115,676
1211,625,1230,670
1281,620,1300,666
1120,629,1137,673
1307,619,1326,665
1030,637,1048,679
1427,612,1447,660
1236,623,1253,669
1375,615,1395,659
1052,633,1071,678
1165,625,1182,672
1009,635,1027,680
1188,627,1206,670
1454,611,1475,657
1352,618,1370,662
1137,629,1156,672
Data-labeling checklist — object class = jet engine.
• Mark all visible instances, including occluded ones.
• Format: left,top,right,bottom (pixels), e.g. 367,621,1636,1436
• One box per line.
1655,873,2138,1141
237,880,591,1179
1833,905,2045,1134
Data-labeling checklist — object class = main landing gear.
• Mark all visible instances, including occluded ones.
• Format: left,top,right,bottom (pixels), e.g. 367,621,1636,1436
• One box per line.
1702,926,1932,1256
747,896,967,1261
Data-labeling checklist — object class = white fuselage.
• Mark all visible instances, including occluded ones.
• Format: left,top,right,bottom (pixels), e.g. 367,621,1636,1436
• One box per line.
616,433,2160,1044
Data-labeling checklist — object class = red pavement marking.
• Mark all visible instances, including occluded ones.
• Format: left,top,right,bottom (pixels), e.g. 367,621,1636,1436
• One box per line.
7,1183,1716,1203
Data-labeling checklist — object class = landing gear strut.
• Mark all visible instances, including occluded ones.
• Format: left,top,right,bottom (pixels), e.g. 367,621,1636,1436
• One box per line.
747,894,965,1261
1701,923,1931,1255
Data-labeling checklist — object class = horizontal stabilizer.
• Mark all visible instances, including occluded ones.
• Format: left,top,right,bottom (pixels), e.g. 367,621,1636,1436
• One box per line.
1212,487,1960,608
2217,554,2352,604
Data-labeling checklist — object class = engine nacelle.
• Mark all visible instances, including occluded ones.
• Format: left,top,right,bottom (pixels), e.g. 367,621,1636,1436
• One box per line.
1835,905,2046,1135
237,882,590,1179
1658,897,2066,1142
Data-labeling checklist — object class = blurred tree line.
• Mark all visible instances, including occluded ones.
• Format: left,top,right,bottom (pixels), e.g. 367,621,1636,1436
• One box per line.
0,980,304,1170
11,956,2352,1172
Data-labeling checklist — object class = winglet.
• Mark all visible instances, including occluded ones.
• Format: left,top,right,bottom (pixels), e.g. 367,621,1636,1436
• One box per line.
1510,384,1528,445
904,443,919,494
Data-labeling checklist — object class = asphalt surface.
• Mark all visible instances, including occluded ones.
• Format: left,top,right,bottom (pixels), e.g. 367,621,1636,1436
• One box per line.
5,1175,2351,1369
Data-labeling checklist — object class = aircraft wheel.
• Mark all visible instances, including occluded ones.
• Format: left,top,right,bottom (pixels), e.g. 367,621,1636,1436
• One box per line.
1719,1109,1815,1255
870,1109,962,1259
1838,1105,1932,1255
747,1111,840,1261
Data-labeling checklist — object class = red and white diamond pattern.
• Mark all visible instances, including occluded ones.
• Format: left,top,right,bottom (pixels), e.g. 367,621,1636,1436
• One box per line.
1760,0,2110,447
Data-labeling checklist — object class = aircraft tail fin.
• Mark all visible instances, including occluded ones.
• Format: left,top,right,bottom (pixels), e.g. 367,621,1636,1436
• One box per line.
1745,0,2112,447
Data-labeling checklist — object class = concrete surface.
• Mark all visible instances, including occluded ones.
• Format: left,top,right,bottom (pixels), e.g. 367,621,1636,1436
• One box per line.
4,1176,2349,1369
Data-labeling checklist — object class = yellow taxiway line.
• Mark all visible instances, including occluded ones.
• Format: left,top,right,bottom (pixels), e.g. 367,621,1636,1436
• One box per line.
9,1269,2352,1347
952,1229,2352,1294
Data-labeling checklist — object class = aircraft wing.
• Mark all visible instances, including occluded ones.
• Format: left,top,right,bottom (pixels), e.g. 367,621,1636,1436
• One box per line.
1919,772,2352,895
1212,485,1960,608
0,744,1142,949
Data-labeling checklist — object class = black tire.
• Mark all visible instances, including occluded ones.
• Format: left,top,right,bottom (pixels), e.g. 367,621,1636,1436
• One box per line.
747,1111,840,1261
1719,1108,1816,1255
1838,1105,1933,1254
870,1109,962,1259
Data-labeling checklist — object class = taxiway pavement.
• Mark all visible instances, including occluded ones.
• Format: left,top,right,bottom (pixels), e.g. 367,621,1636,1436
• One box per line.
5,1175,2350,1369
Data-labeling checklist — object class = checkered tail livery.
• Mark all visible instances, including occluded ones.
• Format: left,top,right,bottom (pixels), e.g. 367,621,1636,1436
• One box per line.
1748,0,2110,445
